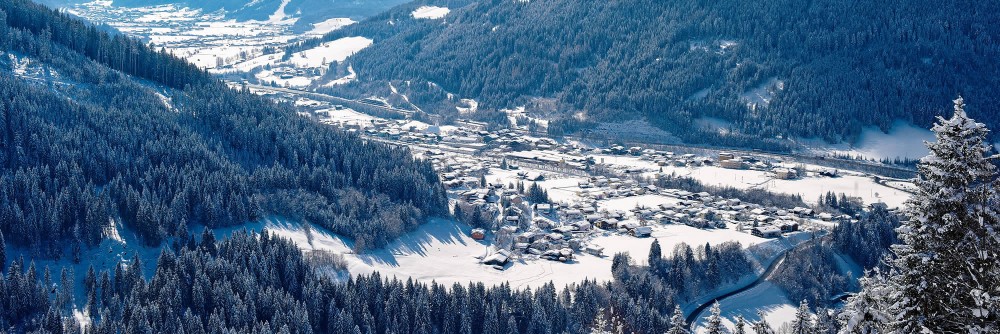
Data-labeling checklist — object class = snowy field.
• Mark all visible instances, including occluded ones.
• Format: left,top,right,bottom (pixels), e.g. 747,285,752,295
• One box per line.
316,107,379,128
307,18,357,36
803,120,935,160
411,6,451,19
287,37,373,68
209,217,778,290
593,154,912,208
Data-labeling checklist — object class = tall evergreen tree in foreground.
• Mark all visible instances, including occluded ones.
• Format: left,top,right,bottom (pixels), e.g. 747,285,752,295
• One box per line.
843,97,1000,333
891,97,1000,333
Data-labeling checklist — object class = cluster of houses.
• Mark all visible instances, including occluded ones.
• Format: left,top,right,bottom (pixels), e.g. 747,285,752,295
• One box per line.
335,121,851,269
360,120,444,145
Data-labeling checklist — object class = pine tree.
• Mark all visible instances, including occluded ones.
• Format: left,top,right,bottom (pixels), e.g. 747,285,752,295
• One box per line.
789,300,813,334
484,305,501,334
506,315,519,334
733,316,747,334
453,202,464,222
0,231,5,273
589,309,610,334
648,239,662,267
666,305,688,334
813,308,836,334
892,97,1000,333
705,302,725,334
838,269,897,334
752,312,775,334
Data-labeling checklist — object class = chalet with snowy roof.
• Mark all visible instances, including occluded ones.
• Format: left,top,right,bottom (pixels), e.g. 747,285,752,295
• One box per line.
470,228,486,240
779,221,799,232
752,226,782,238
585,245,605,257
631,226,653,237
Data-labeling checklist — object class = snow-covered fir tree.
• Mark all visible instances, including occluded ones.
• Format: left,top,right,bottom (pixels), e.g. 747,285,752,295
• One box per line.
666,305,689,334
733,316,747,334
752,311,776,334
838,268,897,334
590,308,611,334
789,300,813,334
813,308,838,334
892,97,1000,333
705,302,725,334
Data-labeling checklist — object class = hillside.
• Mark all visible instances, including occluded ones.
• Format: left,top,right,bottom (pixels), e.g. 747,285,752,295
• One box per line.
0,0,447,255
309,0,1000,149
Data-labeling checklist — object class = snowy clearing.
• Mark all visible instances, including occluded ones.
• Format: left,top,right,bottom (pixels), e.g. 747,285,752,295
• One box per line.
306,18,356,36
288,37,373,68
803,120,936,160
223,217,778,290
411,6,451,19
692,281,798,333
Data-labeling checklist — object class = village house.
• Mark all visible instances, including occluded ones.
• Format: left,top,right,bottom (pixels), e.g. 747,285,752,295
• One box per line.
773,167,798,180
631,226,653,237
751,226,782,238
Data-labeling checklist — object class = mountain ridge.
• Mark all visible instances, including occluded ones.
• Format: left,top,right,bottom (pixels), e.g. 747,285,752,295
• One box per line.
307,0,1000,149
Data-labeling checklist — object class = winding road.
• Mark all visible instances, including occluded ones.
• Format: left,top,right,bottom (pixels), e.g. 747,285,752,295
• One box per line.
685,236,822,329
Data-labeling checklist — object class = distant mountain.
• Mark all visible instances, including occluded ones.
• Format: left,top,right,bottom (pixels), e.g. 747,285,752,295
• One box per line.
1,0,446,253
311,0,1000,149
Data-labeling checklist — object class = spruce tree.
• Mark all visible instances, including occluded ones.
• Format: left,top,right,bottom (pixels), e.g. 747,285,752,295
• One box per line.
752,311,775,334
892,97,1000,333
789,300,812,334
648,239,662,267
484,305,500,334
666,305,688,334
838,269,896,334
733,316,747,334
705,302,725,334
0,231,5,273
813,308,836,334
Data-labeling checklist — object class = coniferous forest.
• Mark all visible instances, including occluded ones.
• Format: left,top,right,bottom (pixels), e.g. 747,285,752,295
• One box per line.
0,0,448,255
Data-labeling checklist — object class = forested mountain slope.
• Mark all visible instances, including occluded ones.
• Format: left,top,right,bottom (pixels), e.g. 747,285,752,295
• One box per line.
0,0,447,255
315,0,1000,148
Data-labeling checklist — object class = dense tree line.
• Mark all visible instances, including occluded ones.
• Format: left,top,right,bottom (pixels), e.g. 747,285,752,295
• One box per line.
307,0,1000,149
646,241,756,302
590,240,756,333
647,173,807,209
0,0,447,253
770,239,850,310
0,231,811,334
0,230,612,333
831,204,899,269
840,98,999,333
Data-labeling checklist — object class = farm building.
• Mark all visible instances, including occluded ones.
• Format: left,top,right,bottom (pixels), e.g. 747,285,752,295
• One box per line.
719,158,746,169
773,168,798,179
631,226,653,237
585,245,605,257
482,249,511,266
